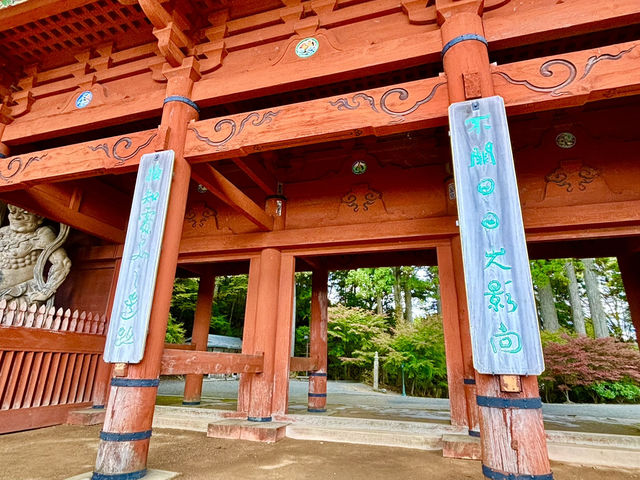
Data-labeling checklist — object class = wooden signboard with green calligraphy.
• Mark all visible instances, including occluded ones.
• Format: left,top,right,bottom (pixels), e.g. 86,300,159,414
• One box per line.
449,96,544,375
104,150,175,363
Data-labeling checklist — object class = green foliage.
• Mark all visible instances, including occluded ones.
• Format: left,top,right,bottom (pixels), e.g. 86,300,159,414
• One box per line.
589,381,640,403
164,313,186,344
294,325,310,357
375,316,448,397
327,305,390,378
295,272,312,328
326,305,448,397
539,328,575,347
170,278,199,332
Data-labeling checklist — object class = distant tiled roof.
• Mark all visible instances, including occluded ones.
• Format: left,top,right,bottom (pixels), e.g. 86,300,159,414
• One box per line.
186,334,242,350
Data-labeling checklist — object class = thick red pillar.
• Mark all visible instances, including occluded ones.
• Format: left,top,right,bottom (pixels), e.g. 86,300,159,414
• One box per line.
308,267,328,412
93,57,200,479
436,0,551,477
617,253,640,348
436,242,470,428
241,248,295,421
183,273,216,405
451,237,480,434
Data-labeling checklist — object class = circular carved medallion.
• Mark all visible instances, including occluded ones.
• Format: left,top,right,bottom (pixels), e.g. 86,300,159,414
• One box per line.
295,38,319,58
352,161,367,175
555,132,576,149
75,91,93,109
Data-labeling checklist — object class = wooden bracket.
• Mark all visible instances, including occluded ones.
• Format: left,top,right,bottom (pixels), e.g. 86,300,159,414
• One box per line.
402,0,438,25
463,72,482,99
499,375,522,393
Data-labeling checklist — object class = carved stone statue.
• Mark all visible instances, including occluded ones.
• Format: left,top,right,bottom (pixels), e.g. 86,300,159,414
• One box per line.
0,205,72,306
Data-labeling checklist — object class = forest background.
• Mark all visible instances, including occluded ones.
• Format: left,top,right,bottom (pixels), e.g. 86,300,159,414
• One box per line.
167,258,640,404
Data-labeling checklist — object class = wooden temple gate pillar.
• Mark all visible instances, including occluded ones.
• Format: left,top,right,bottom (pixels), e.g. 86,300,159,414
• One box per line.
617,253,640,348
93,57,201,479
437,241,476,430
308,266,329,412
436,0,552,478
238,196,295,420
183,273,216,405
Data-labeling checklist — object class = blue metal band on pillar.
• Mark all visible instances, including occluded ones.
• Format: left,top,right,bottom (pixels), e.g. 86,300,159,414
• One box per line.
469,430,481,438
91,470,147,480
182,401,201,406
111,378,159,387
100,430,152,442
463,378,476,385
163,95,200,114
92,404,105,409
442,34,488,57
308,408,327,413
248,416,272,422
308,393,327,398
482,464,553,480
309,372,327,377
476,396,542,409
0,153,6,158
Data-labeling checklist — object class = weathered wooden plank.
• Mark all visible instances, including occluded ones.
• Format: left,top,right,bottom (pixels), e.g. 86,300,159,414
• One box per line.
493,40,640,114
289,356,319,373
163,343,196,351
0,327,105,354
160,350,264,375
0,402,92,434
0,128,158,191
450,96,544,375
104,151,175,364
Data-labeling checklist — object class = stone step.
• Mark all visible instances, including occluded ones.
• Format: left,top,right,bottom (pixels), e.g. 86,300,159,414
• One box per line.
286,424,443,450
152,406,640,469
208,419,289,443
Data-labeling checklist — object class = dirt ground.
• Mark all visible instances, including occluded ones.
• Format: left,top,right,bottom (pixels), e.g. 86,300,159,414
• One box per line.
1,425,639,480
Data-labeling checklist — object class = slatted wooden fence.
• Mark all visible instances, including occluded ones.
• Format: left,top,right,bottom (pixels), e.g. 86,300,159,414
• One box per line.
0,300,107,434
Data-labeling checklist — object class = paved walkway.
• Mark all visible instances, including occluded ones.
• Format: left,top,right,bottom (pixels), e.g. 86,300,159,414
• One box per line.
157,378,640,436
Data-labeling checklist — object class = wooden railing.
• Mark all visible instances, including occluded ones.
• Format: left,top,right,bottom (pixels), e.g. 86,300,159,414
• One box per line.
0,300,107,433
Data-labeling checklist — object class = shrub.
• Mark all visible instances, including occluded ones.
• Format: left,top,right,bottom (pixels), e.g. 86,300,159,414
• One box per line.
541,335,640,403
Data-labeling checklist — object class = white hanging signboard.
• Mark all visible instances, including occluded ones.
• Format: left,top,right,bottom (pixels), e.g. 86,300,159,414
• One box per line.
449,96,544,375
104,150,175,363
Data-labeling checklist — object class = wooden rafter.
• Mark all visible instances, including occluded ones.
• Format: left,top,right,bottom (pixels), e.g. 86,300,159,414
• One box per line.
191,163,273,232
231,156,278,196
0,183,127,243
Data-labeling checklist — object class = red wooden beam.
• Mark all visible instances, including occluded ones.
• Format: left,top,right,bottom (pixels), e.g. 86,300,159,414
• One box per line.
0,327,105,354
191,163,274,231
289,356,319,373
0,186,126,244
232,156,278,196
160,349,264,375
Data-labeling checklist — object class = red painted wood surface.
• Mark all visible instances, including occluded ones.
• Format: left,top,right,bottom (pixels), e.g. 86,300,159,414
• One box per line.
183,274,216,403
161,350,263,376
436,242,470,428
0,300,106,433
617,253,640,348
289,356,319,373
308,267,328,411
